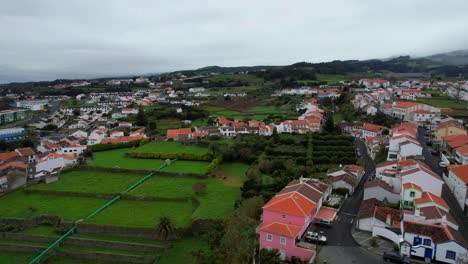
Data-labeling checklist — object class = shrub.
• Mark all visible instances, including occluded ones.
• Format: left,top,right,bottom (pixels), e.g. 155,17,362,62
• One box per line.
205,156,223,175
0,223,22,232
370,237,378,248
90,139,145,152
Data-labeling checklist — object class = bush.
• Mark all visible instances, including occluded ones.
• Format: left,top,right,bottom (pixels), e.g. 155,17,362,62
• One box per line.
370,237,378,248
90,139,147,152
129,152,212,161
205,156,223,175
0,223,22,232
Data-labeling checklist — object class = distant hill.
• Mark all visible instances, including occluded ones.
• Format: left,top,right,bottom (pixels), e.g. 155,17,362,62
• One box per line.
422,49,468,66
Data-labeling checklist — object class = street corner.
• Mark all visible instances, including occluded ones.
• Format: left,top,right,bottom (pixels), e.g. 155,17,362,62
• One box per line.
351,230,396,256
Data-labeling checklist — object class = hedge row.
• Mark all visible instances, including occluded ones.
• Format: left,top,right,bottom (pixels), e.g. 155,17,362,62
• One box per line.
90,139,149,152
128,152,212,161
314,145,355,152
312,140,353,147
205,156,223,175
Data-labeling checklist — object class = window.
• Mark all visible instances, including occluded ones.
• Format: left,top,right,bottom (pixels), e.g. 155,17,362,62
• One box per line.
281,214,286,219
446,250,456,260
413,237,421,246
280,237,286,245
410,191,415,197
404,201,409,206
266,234,273,242
423,239,431,246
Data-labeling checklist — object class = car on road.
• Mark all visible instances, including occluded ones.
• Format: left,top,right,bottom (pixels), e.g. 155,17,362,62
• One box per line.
431,150,439,156
383,251,411,263
305,231,327,244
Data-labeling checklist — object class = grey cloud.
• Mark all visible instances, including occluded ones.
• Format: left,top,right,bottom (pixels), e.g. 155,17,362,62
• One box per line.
1,0,467,82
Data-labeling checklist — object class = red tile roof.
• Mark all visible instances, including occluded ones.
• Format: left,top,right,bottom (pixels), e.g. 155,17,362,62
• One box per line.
414,192,449,210
0,161,28,171
0,151,20,162
455,145,468,156
263,192,316,217
448,164,468,184
15,148,35,157
315,207,337,221
258,222,302,238
101,135,145,144
402,182,422,192
362,123,387,133
412,109,432,114
394,101,420,109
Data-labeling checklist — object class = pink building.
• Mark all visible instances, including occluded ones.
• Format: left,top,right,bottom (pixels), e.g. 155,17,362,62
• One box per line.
257,178,335,262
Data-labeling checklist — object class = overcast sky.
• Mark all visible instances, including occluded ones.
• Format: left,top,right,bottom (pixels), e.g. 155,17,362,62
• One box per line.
1,0,468,83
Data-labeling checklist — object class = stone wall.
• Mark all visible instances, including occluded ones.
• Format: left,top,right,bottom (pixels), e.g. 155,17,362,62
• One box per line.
55,251,156,264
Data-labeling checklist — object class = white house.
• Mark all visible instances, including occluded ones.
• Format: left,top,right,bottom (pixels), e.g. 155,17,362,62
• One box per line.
364,179,400,204
71,130,88,139
454,146,468,165
401,163,444,197
36,153,76,174
122,108,138,115
357,199,401,232
387,135,422,160
443,165,468,214
402,221,468,264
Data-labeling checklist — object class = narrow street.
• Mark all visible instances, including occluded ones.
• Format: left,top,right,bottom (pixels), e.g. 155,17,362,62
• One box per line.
315,139,383,263
416,126,468,240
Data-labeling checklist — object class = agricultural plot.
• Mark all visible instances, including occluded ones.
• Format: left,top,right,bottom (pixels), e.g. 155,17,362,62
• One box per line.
133,141,209,155
88,148,210,174
0,191,195,228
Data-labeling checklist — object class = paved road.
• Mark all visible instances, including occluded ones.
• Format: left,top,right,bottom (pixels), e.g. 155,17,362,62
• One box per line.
416,126,468,241
314,139,381,263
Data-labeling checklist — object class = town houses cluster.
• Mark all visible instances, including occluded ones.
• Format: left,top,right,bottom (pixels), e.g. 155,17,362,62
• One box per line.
166,98,326,140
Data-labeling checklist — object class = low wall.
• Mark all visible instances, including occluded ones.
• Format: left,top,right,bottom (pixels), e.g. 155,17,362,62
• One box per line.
56,250,156,264
0,243,48,254
62,238,165,252
372,226,400,244
0,215,62,229
0,232,57,243
82,166,208,178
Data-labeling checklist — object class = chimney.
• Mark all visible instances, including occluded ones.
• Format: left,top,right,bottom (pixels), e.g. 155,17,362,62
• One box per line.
386,214,392,226
299,176,304,184
415,207,420,217
441,215,447,226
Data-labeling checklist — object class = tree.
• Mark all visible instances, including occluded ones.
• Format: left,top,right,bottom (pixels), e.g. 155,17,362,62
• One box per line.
148,121,157,131
258,248,281,264
135,106,148,126
155,216,176,240
192,182,207,195
246,165,261,183
324,113,335,133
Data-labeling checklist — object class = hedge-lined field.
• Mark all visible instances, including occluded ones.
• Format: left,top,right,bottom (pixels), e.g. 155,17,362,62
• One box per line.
0,191,195,228
89,148,210,174
28,170,143,195
133,141,209,155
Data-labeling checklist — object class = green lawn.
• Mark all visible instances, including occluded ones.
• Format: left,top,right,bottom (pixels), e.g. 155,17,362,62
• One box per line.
158,237,210,264
0,191,195,228
417,97,468,109
134,141,209,155
0,252,37,264
89,149,210,174
28,169,143,195
422,90,444,96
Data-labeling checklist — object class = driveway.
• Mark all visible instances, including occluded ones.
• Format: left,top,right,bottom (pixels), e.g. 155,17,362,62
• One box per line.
314,139,381,263
416,126,468,241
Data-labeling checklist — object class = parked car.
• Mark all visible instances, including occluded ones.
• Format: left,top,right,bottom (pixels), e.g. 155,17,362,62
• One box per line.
439,162,447,168
383,251,411,264
426,141,432,146
315,219,333,227
305,231,327,244
431,150,439,156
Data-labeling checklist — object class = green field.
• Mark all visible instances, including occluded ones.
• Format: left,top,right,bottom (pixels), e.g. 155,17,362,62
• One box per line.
158,237,209,264
88,149,210,174
0,191,195,228
134,141,209,155
416,97,468,116
28,170,143,195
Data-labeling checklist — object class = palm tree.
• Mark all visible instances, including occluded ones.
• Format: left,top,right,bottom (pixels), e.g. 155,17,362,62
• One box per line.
156,216,176,240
